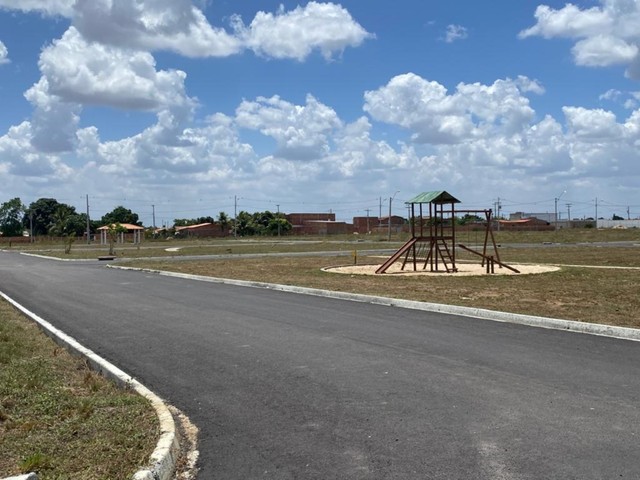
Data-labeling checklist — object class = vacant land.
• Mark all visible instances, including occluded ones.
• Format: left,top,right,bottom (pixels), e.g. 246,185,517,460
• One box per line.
0,300,158,479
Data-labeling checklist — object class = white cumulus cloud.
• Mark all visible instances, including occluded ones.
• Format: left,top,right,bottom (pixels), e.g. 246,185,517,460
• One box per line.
73,0,242,58
236,94,342,160
75,0,374,60
76,112,256,182
1,1,372,61
39,27,195,112
572,34,638,67
520,0,640,78
233,2,374,61
0,0,75,17
363,73,540,144
563,106,623,140
0,40,9,64
0,122,74,178
21,25,198,154
23,78,82,153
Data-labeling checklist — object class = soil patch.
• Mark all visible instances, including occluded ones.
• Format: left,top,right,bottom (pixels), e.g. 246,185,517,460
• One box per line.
324,262,559,276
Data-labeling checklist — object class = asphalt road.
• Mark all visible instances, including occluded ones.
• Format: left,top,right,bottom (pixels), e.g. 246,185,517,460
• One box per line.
1,250,639,479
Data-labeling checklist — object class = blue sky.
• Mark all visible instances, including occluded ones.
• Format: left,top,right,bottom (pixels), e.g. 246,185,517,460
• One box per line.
1,0,640,225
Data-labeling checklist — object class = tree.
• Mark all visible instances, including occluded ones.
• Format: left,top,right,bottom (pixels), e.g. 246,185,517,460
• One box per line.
230,210,291,237
49,205,76,237
24,198,65,235
66,213,92,237
457,214,483,226
234,211,255,236
217,212,230,235
252,210,275,235
106,223,127,255
0,197,25,237
268,216,292,236
48,205,87,252
612,214,624,221
101,206,142,226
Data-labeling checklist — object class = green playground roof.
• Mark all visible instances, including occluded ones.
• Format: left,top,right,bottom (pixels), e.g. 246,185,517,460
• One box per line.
405,191,460,204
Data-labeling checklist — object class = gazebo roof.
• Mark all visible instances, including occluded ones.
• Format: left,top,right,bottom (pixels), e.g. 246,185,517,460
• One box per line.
405,191,460,205
97,223,145,231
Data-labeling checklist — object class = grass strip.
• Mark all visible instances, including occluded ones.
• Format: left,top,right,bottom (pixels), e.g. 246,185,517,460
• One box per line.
0,300,158,479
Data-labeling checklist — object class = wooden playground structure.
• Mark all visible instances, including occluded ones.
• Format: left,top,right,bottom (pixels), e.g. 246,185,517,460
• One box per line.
375,191,519,275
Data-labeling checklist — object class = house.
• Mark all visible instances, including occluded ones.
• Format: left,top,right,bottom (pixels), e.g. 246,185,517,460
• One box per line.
296,220,350,235
174,222,227,238
376,215,407,234
286,213,338,235
352,216,374,234
510,212,556,223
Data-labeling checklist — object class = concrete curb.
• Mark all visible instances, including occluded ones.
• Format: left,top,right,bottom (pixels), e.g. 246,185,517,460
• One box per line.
0,291,180,480
17,252,95,262
2,474,38,480
112,265,640,343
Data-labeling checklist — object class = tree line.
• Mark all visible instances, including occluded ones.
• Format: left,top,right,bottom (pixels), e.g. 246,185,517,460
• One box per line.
171,210,291,237
0,197,292,238
0,197,141,238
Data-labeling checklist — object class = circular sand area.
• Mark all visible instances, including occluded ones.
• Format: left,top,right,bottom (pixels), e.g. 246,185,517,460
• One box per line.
323,262,560,277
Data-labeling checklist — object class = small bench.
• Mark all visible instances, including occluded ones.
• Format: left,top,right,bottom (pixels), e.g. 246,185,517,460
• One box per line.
97,255,116,261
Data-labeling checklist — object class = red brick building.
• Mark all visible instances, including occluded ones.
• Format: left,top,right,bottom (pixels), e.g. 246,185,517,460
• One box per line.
285,213,347,235
498,218,553,231
174,222,227,237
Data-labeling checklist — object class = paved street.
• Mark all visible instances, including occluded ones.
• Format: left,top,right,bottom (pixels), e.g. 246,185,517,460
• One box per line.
1,250,639,479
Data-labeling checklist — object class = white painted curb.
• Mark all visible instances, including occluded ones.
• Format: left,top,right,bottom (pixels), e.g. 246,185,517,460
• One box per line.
0,291,180,480
112,265,640,343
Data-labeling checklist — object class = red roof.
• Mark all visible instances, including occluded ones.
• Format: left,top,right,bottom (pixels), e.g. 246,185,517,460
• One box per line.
97,223,144,230
175,222,215,231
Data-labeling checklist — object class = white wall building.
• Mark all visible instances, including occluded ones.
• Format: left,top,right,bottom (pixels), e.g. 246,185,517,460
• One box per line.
597,219,640,229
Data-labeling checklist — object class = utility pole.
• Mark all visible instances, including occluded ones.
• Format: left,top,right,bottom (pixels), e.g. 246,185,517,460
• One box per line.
627,206,631,220
595,197,598,221
388,197,392,241
276,204,280,237
554,190,566,229
29,210,34,243
379,197,382,228
566,203,572,226
365,208,370,233
234,195,237,238
388,191,399,242
152,204,156,229
86,194,91,244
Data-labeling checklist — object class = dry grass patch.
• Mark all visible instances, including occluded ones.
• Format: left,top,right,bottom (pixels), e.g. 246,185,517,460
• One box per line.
0,300,158,479
498,245,640,267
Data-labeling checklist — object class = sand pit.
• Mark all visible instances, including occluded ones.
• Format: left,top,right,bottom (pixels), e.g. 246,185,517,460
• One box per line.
323,262,560,277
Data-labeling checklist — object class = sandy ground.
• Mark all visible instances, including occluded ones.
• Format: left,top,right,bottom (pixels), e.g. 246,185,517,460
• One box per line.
324,262,560,277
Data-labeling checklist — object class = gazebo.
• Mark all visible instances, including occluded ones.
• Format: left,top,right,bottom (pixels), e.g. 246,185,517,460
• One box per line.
97,223,144,245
